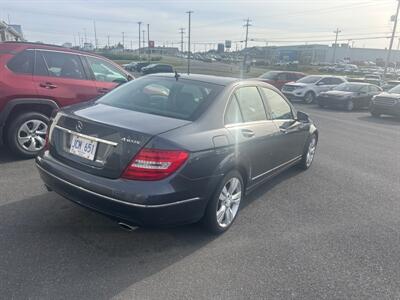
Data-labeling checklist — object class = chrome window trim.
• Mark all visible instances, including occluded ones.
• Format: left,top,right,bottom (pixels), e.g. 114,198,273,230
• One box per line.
251,155,302,181
36,163,201,208
54,125,118,147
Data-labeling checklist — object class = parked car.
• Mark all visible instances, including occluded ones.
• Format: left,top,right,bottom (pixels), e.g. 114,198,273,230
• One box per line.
123,62,137,71
364,74,383,86
369,85,400,118
36,74,318,233
141,64,174,74
257,71,305,90
317,82,382,111
282,75,347,104
134,62,151,72
0,42,133,158
381,80,400,91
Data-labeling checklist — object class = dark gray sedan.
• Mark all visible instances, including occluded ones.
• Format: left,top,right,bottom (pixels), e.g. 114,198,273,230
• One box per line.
36,74,318,233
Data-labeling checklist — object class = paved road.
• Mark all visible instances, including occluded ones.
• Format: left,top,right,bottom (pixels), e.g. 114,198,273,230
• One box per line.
0,105,399,299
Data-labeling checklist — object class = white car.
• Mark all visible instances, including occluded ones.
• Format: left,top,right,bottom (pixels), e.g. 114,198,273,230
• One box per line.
281,75,347,104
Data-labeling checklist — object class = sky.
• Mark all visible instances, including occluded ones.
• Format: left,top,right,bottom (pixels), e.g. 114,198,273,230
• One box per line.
0,0,398,50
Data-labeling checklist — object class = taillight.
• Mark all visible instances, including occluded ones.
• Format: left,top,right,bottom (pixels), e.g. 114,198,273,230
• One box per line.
121,148,189,181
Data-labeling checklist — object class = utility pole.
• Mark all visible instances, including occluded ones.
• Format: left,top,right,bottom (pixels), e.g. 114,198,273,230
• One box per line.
130,40,133,50
78,32,81,48
186,10,193,74
83,28,87,44
73,33,76,47
243,18,252,74
122,31,125,51
332,28,341,64
147,24,150,61
142,30,146,49
93,20,98,49
138,21,142,56
384,0,400,78
179,27,185,53
107,35,110,48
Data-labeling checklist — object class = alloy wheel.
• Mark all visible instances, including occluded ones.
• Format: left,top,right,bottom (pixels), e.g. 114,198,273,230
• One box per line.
306,136,317,167
216,177,242,228
17,119,48,152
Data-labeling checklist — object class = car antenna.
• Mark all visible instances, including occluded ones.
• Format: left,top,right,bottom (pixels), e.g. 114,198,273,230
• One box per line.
174,70,180,81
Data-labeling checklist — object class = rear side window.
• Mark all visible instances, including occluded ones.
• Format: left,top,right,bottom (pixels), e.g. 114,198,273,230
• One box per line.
262,88,293,120
35,51,85,79
99,77,223,120
235,87,267,122
7,50,34,74
225,96,243,125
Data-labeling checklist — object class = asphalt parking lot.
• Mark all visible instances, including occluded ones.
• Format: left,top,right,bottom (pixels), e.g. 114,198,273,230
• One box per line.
0,104,399,299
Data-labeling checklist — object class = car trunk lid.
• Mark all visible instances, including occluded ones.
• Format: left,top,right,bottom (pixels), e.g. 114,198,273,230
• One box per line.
49,103,191,178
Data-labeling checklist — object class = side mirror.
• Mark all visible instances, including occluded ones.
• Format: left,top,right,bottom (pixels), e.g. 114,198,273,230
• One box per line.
296,111,309,122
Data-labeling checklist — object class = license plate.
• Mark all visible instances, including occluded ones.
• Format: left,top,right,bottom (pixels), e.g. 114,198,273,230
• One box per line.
69,135,98,161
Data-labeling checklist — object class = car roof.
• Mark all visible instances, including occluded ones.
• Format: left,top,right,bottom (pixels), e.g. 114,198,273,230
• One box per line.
146,73,240,86
0,41,105,58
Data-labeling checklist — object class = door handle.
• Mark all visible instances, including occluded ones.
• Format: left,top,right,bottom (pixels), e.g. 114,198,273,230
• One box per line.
39,82,57,89
241,128,255,138
280,128,288,134
97,88,109,94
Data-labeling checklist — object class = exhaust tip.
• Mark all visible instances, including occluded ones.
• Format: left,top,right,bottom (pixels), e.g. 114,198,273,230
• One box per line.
118,222,138,231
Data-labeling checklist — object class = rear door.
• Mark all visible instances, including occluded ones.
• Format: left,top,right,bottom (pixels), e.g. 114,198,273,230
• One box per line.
225,86,279,179
261,87,308,165
33,50,98,106
85,55,129,97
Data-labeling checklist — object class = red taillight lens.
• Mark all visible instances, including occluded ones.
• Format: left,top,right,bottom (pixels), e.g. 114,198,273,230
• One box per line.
121,148,189,181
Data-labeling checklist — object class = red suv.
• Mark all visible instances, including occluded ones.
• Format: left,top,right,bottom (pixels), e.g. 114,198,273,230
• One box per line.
0,42,133,157
257,71,305,90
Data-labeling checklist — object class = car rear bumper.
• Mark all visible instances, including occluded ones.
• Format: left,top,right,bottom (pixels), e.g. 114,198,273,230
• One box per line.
36,151,219,226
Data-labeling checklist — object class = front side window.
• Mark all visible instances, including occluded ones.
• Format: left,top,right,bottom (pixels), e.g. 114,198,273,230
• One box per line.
262,88,293,120
235,87,267,122
34,51,85,80
7,50,34,74
99,77,223,120
330,78,344,85
86,56,127,83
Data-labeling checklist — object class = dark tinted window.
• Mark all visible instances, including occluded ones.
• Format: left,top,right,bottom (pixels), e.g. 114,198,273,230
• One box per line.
224,96,243,125
262,88,293,120
7,50,34,74
35,51,85,79
99,77,223,120
330,77,344,85
235,87,267,122
87,56,127,82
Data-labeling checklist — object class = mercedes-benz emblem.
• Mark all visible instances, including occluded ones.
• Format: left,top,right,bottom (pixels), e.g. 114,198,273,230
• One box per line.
76,121,83,132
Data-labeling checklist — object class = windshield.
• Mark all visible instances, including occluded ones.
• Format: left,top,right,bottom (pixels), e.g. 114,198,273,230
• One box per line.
333,83,365,92
389,84,400,94
260,71,279,80
297,76,322,84
99,77,223,120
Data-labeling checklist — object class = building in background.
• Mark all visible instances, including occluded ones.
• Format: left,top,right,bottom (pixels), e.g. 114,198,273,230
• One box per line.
0,21,25,41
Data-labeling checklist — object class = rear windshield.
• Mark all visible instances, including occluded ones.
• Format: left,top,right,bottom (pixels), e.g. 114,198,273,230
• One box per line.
297,76,322,84
333,83,365,92
260,71,279,80
98,77,224,120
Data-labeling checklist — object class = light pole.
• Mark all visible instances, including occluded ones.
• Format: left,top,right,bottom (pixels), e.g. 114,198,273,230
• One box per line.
384,0,400,78
186,10,193,74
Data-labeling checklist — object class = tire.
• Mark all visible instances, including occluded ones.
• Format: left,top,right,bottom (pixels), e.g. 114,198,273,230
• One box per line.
298,134,318,170
6,112,49,158
304,92,315,104
202,170,244,234
370,110,380,118
345,99,354,111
